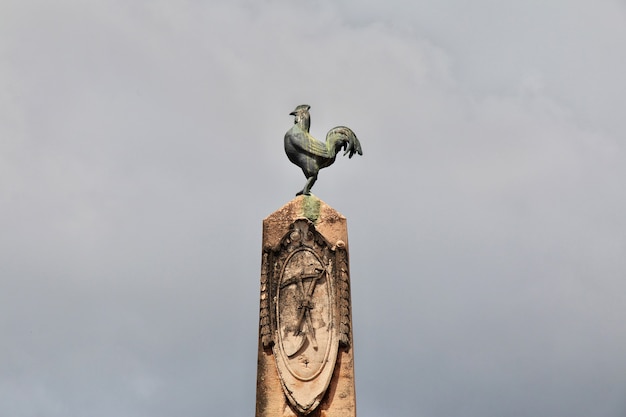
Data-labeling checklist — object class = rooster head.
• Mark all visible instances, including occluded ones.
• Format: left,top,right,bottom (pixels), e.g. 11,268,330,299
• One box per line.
289,104,311,132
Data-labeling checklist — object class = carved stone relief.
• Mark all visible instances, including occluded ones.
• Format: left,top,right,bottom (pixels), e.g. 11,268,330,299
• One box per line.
259,218,352,415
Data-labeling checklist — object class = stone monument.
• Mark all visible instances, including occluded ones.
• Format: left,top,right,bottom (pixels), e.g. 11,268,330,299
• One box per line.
255,106,362,417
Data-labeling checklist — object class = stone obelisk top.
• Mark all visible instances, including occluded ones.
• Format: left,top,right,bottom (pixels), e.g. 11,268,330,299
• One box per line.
263,195,349,251
256,194,356,417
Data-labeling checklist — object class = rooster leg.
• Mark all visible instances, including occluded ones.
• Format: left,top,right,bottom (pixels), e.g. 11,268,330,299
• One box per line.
296,175,317,196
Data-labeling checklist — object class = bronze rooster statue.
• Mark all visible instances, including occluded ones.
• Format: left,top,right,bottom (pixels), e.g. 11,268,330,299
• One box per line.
284,104,363,196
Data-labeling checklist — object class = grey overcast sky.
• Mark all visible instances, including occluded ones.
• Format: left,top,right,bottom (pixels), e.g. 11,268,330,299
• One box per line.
1,1,626,416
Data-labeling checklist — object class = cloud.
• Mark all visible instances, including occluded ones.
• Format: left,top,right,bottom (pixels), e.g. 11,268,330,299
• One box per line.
1,1,625,416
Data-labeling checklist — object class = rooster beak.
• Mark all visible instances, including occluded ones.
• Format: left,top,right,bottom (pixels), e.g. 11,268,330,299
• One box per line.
289,111,297,116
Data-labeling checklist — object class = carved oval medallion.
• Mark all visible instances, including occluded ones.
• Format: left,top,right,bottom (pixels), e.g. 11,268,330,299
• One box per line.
276,248,332,381
271,219,340,415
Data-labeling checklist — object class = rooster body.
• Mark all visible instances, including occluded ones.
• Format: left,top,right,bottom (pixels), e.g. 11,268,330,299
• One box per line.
284,105,362,196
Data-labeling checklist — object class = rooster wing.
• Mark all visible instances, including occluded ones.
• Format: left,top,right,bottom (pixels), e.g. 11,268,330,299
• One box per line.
284,125,334,177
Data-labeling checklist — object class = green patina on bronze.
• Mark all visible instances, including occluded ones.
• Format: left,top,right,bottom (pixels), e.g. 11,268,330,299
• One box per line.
284,104,362,196
301,195,321,223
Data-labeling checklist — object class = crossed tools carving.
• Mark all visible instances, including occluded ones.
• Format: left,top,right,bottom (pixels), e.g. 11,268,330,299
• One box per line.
281,265,326,356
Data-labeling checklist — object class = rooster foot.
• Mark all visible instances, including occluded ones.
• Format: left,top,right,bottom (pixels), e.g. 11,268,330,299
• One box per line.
296,176,317,196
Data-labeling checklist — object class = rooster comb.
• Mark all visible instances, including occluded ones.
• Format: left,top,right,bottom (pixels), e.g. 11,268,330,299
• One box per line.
290,104,310,115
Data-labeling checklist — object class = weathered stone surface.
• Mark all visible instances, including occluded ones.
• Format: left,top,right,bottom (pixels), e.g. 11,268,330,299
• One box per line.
256,195,356,417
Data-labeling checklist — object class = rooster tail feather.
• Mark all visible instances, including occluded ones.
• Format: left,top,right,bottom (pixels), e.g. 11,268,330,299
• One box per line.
326,126,363,159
